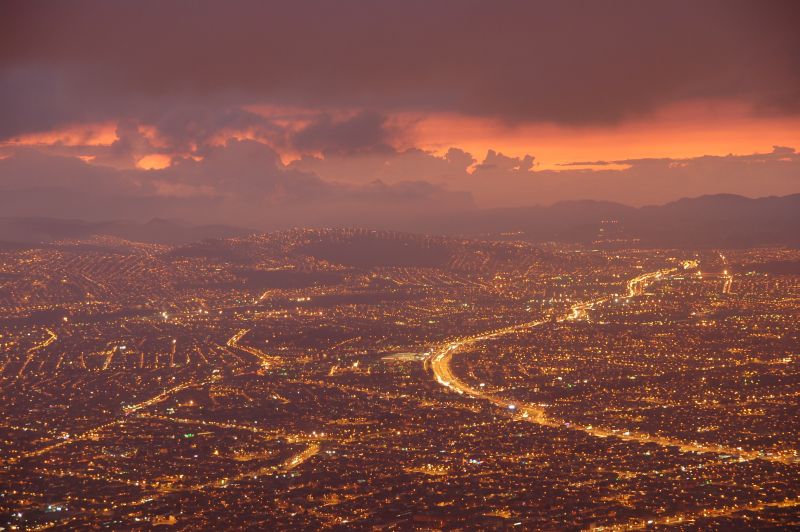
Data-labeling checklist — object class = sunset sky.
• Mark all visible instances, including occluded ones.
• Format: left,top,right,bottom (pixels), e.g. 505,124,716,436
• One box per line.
1,0,798,227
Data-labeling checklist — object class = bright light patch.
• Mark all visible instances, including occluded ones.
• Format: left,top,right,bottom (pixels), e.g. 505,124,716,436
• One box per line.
136,154,172,170
2,122,118,147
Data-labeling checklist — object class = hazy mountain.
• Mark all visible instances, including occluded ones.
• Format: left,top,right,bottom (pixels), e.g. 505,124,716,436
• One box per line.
416,193,800,247
0,194,798,248
0,217,250,245
633,194,800,247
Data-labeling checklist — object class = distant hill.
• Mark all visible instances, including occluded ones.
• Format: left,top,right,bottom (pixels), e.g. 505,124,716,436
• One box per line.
633,194,800,247
0,193,798,248
413,193,800,248
744,260,800,274
298,231,452,268
0,217,250,245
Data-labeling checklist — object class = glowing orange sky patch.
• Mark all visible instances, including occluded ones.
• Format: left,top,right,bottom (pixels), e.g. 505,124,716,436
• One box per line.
2,122,118,147
406,100,800,170
136,154,172,170
5,99,799,178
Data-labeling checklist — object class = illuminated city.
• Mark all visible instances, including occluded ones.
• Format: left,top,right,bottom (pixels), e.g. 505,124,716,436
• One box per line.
1,1,799,529
0,229,798,528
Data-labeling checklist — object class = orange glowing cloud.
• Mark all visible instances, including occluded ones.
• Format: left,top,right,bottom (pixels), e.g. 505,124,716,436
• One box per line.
406,100,800,170
1,122,118,147
136,154,172,170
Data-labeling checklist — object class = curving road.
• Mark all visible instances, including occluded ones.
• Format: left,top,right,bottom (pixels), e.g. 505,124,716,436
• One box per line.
426,266,796,464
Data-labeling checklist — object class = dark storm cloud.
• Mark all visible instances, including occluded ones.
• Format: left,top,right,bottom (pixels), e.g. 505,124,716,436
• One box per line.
290,147,478,186
0,141,473,227
290,112,394,156
1,0,798,139
151,107,286,154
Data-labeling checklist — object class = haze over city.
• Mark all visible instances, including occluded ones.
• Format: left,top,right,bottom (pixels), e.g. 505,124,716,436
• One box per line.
1,1,798,530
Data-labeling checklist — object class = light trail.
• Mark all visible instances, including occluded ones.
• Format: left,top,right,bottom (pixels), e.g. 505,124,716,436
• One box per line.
426,266,796,464
282,443,321,470
226,328,278,368
16,328,57,378
160,443,320,493
118,443,321,509
100,347,115,371
4,375,221,464
723,273,733,294
137,413,277,434
122,375,219,414
3,420,120,465
720,253,733,294
600,496,800,531
169,338,177,367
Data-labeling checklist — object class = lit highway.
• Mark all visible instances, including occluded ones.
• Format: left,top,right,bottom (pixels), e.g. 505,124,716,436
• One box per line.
16,328,57,379
427,266,797,464
226,328,278,368
122,374,220,414
607,496,800,531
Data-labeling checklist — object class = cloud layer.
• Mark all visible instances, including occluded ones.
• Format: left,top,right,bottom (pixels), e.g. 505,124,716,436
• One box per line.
1,139,797,229
0,141,473,228
292,145,800,208
0,1,798,225
2,1,799,139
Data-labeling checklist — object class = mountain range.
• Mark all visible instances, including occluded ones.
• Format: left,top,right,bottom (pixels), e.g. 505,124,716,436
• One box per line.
0,193,798,248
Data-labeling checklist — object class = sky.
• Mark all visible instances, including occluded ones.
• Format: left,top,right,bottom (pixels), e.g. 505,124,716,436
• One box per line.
1,0,799,228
